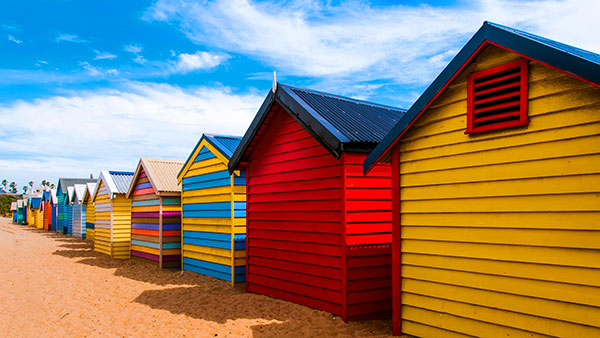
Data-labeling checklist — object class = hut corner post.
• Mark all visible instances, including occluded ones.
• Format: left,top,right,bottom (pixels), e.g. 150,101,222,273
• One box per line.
341,153,348,322
159,197,164,269
230,174,236,287
391,143,402,336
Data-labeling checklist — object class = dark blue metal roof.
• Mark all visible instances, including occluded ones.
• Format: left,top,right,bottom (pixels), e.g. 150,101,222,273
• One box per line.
364,21,600,173
108,171,134,194
206,134,242,159
228,83,406,173
30,197,42,209
285,85,405,143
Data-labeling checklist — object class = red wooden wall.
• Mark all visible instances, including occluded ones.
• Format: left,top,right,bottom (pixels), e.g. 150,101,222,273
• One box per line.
245,103,392,320
43,200,52,231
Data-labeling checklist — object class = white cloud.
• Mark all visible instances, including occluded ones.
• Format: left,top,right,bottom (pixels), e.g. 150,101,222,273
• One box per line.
94,50,117,60
0,81,263,190
55,33,89,43
8,35,22,44
172,51,228,73
144,0,600,86
124,44,146,64
35,60,48,67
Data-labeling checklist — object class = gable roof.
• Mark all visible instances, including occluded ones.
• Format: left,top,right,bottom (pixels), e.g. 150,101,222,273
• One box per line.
56,178,97,195
93,170,134,200
66,186,74,205
178,133,242,181
127,157,183,198
51,189,57,204
10,202,17,211
364,21,600,173
72,184,87,203
82,183,96,203
229,83,406,173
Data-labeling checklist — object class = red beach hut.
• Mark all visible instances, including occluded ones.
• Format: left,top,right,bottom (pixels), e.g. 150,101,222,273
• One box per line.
228,83,406,321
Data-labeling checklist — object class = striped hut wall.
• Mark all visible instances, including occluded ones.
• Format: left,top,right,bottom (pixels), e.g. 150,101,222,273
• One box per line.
131,169,162,263
34,208,43,229
66,200,73,234
51,204,57,231
396,45,600,337
182,141,246,284
94,180,112,256
85,199,95,241
81,201,86,239
160,196,182,268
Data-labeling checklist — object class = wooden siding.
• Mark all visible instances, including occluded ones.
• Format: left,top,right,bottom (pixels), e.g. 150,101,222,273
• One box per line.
57,192,65,233
66,201,73,235
181,140,246,285
131,168,181,268
343,153,393,320
43,201,52,231
85,199,95,241
33,208,43,229
93,179,132,259
72,200,84,239
396,45,600,337
94,179,112,256
246,107,345,316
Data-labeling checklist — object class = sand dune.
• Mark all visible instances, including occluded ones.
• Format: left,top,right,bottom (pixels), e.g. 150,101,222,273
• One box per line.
0,217,395,337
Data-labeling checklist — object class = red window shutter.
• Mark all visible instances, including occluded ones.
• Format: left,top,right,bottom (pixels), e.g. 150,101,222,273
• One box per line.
466,58,529,134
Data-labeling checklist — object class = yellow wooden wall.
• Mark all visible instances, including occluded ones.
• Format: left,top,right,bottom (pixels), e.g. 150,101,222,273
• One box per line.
94,180,112,256
397,45,600,337
35,208,43,229
85,199,95,241
111,194,132,259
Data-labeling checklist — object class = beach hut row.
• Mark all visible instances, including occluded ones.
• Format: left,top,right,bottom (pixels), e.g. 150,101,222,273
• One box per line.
11,22,600,337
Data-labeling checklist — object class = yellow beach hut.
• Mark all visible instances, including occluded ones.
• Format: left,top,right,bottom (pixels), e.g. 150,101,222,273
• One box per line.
364,22,600,337
92,170,134,259
82,183,96,241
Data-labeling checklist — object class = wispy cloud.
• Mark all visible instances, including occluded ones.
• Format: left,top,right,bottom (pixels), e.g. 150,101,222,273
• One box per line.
78,61,118,77
144,0,600,91
55,33,89,43
124,44,146,64
35,60,48,67
7,35,22,44
94,49,117,60
0,81,263,188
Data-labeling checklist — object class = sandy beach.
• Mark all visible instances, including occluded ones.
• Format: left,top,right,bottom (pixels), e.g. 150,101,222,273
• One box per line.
0,217,394,337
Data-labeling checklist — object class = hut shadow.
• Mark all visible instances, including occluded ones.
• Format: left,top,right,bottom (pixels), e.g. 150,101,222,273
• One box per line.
58,243,91,250
133,285,394,337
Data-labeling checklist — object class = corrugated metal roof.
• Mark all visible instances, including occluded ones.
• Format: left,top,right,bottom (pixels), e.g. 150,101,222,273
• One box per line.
51,188,57,204
30,197,42,209
138,158,183,195
364,21,600,173
57,178,97,195
109,171,135,194
285,85,406,143
10,202,17,211
83,183,96,202
67,186,74,204
17,200,23,208
206,135,242,159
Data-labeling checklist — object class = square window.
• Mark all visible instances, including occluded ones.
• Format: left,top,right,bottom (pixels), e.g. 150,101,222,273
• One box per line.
466,58,529,134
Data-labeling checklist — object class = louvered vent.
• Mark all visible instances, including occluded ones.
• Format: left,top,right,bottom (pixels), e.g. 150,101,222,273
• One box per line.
466,58,529,134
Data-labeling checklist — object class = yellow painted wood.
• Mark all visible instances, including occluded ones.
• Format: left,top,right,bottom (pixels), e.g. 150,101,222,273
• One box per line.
178,138,230,184
397,45,600,336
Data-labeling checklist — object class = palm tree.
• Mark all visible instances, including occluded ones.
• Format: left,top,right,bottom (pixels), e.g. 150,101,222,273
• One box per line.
23,186,28,194
9,182,16,193
29,181,33,188
2,179,7,189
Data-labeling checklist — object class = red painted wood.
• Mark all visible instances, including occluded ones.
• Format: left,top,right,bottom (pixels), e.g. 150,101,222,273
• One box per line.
244,102,392,321
133,187,155,196
391,144,402,336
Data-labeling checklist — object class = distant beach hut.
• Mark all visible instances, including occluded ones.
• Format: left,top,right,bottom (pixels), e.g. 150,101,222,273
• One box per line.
42,189,54,231
71,184,88,239
82,183,96,241
228,84,406,320
51,189,57,231
126,158,183,268
11,202,17,223
29,195,43,229
92,170,134,259
16,199,25,224
56,178,96,234
178,134,246,285
66,186,74,235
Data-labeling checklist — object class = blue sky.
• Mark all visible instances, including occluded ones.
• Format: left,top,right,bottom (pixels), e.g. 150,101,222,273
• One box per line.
1,0,598,192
